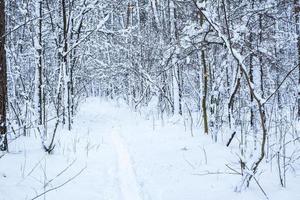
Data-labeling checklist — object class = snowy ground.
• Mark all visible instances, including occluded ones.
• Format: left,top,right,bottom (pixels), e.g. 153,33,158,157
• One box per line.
0,98,299,200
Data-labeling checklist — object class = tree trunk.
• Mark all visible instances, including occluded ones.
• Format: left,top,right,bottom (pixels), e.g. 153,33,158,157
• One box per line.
201,50,209,134
198,0,209,134
62,0,71,130
295,0,300,119
37,0,45,132
0,0,8,151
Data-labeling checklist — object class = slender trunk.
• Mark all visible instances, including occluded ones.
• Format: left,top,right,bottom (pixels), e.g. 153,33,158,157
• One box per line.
249,29,257,151
201,50,209,134
37,0,45,130
126,2,132,29
178,65,183,115
170,0,180,115
0,0,8,151
198,0,209,134
258,7,264,99
249,34,254,127
295,0,300,119
62,0,71,130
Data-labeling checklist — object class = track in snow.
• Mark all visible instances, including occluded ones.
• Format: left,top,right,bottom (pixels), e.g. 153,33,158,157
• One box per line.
111,126,143,200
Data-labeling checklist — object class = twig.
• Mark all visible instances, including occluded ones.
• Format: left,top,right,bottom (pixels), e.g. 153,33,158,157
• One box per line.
44,159,77,188
225,164,241,175
202,146,207,165
30,166,86,200
244,165,269,199
262,65,298,105
252,174,269,200
192,171,240,176
1,9,57,38
26,156,47,177
183,155,196,169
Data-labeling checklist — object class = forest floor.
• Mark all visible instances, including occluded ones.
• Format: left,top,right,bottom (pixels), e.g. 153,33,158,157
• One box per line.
0,98,299,200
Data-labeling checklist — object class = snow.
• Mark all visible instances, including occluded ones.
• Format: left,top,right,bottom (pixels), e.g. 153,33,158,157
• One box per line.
1,98,300,200
111,128,142,200
33,37,42,50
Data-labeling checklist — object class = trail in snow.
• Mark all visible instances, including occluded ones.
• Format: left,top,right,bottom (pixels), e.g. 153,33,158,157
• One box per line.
111,126,142,200
49,99,145,200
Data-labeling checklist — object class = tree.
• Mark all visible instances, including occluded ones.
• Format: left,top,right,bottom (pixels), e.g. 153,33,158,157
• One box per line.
36,0,45,137
295,0,300,119
0,0,7,151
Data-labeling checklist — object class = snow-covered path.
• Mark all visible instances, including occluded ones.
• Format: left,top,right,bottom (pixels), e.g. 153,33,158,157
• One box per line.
1,98,300,200
49,98,146,200
111,127,142,200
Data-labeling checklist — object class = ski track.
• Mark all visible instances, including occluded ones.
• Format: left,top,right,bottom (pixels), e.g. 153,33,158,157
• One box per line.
66,99,144,200
111,126,143,200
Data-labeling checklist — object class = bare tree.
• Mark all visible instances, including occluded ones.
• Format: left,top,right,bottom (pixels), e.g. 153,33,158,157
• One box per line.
0,0,7,151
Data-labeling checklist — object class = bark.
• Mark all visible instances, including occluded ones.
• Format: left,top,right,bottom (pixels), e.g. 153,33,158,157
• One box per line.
62,0,71,130
170,0,181,115
249,33,254,128
201,50,209,134
126,2,132,29
294,0,300,119
0,0,7,151
37,0,45,128
258,6,264,99
198,0,209,134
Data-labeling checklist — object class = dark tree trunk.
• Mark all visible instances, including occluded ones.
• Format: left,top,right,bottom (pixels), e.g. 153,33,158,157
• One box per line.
295,0,300,119
0,0,8,151
62,0,68,128
201,50,209,135
37,0,44,127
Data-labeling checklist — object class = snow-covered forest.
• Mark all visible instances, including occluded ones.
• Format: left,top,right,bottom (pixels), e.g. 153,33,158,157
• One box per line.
0,0,300,199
